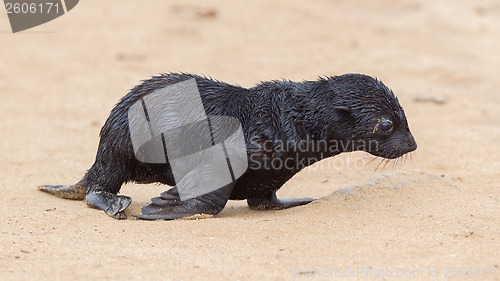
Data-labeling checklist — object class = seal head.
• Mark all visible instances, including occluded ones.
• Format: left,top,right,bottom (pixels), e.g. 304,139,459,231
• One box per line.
325,74,417,159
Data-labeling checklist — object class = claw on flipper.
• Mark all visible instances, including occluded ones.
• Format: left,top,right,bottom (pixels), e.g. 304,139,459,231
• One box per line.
85,191,132,220
134,184,233,221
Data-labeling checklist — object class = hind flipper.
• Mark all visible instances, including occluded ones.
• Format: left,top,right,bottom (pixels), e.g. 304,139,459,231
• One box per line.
247,191,314,210
134,183,233,220
38,180,87,200
85,191,131,220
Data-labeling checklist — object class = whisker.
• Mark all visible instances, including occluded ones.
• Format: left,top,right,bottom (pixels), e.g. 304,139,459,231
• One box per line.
382,158,391,171
399,153,405,169
394,151,401,169
393,156,399,169
364,155,380,168
374,158,385,173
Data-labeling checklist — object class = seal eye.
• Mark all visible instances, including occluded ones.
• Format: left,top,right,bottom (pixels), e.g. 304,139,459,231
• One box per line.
378,120,393,134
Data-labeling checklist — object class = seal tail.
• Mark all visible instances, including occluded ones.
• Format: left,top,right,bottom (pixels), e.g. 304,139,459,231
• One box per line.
38,177,88,200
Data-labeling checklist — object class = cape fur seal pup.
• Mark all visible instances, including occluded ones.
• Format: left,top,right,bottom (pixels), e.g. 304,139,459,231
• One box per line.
39,73,417,220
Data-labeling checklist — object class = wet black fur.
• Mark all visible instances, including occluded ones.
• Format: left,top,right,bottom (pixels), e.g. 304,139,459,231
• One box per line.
82,73,416,200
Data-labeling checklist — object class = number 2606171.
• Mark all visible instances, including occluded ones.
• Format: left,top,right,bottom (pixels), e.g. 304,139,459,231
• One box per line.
5,2,61,14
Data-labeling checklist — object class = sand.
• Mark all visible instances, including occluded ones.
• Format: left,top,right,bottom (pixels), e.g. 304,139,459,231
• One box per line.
0,0,499,280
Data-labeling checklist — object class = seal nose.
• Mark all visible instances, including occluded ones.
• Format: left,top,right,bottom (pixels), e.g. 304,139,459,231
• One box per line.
406,133,417,152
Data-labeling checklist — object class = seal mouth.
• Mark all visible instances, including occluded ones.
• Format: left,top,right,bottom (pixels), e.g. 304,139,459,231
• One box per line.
377,132,417,159
384,148,414,159
371,140,417,160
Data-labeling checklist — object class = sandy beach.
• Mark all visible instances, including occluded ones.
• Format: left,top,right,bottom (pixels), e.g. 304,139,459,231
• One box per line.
0,0,499,280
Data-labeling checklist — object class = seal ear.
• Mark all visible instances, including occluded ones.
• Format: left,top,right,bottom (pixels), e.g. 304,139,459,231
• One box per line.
295,120,308,140
334,106,352,114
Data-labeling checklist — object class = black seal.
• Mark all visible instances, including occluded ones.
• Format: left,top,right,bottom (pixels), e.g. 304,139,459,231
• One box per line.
39,73,417,220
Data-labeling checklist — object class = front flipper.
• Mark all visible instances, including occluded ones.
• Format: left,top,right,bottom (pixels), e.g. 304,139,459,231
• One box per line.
85,191,132,220
247,191,314,210
134,183,233,220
